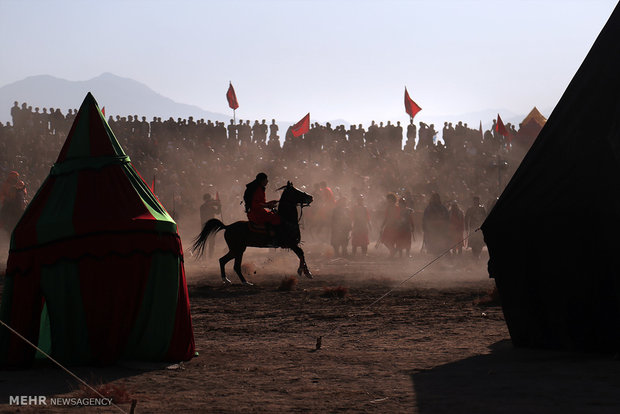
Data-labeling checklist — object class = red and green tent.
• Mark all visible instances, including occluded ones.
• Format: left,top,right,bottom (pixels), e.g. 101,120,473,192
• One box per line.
0,93,195,366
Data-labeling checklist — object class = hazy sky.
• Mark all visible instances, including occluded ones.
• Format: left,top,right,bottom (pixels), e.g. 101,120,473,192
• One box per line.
1,0,617,125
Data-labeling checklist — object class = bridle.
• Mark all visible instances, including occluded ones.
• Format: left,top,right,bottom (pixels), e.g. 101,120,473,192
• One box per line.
277,185,311,224
297,201,310,224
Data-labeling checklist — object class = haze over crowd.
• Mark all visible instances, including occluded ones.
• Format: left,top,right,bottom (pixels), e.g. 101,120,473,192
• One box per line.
0,98,541,264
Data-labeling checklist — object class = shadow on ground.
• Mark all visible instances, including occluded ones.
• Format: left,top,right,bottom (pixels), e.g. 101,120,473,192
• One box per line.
188,283,264,299
0,360,173,404
411,340,620,414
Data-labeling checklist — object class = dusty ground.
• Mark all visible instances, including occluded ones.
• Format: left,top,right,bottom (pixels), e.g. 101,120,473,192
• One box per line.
1,237,620,413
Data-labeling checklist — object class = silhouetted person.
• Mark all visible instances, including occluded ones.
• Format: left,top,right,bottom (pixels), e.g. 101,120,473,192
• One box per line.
0,171,27,237
331,197,352,256
351,194,371,256
379,193,401,257
449,201,465,256
422,193,449,254
244,172,280,227
395,197,415,258
465,196,487,259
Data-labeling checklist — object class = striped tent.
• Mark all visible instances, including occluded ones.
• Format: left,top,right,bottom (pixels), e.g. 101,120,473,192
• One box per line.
0,93,195,366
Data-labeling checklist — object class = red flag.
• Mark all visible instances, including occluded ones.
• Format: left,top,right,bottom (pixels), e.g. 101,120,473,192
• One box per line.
404,87,422,119
215,191,220,201
226,82,239,110
496,114,510,139
101,106,105,117
151,175,156,193
291,113,310,137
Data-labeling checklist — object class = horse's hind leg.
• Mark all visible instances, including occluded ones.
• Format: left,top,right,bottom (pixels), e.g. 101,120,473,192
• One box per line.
219,251,235,284
233,249,252,285
291,245,312,279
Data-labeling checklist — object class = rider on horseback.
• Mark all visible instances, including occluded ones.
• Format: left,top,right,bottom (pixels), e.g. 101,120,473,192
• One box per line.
244,172,281,231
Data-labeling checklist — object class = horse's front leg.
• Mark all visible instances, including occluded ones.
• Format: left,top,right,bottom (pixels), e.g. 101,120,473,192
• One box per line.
291,245,312,279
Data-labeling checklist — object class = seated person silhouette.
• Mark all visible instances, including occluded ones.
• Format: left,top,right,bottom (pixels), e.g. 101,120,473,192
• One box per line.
244,172,281,236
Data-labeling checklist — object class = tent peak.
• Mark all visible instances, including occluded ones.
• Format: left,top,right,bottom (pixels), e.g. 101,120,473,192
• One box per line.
56,91,124,162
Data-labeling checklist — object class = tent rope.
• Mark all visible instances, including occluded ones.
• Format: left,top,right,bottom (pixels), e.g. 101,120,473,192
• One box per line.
317,228,482,346
0,319,128,414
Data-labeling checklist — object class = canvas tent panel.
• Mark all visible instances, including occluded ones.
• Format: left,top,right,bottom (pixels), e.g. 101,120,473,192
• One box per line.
10,175,56,250
35,303,51,359
36,173,78,245
56,94,123,162
62,107,92,160
73,165,156,234
1,250,188,366
124,252,180,360
40,261,91,364
7,231,182,277
77,254,153,364
486,136,620,350
0,269,44,365
122,164,177,228
164,260,195,361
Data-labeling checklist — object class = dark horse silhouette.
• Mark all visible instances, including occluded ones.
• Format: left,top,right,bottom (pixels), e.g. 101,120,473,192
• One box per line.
191,182,313,285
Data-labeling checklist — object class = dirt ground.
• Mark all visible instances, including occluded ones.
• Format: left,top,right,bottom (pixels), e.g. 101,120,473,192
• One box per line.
2,236,620,413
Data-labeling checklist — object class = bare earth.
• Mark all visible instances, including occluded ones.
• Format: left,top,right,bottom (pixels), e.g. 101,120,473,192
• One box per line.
1,239,620,413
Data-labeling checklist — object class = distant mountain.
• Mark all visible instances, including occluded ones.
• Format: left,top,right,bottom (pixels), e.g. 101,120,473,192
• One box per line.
0,73,231,124
0,73,551,134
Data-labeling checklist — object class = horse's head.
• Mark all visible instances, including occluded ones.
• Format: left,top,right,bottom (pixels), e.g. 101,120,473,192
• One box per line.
278,181,313,206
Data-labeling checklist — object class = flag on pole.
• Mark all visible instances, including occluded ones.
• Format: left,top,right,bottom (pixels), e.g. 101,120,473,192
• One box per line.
404,87,422,120
226,82,239,110
291,113,310,137
101,106,105,117
496,114,510,139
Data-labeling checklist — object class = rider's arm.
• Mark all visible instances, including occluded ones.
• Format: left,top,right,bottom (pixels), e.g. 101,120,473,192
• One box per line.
259,200,278,208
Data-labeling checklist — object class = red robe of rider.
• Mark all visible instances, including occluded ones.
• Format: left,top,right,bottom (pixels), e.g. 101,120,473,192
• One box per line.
246,173,281,226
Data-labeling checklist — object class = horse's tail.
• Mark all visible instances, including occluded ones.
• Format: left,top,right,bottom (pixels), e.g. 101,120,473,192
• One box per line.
191,218,227,258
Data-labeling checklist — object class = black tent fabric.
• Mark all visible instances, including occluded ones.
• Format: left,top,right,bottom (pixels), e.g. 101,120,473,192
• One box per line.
482,2,620,351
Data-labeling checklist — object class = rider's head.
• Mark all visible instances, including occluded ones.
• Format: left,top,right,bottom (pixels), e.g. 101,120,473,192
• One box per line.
256,172,268,187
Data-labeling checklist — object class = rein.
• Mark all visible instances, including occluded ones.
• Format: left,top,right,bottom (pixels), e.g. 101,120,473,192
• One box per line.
278,198,310,224
298,202,310,224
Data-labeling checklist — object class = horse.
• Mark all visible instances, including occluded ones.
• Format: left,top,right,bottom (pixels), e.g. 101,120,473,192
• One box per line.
191,181,314,285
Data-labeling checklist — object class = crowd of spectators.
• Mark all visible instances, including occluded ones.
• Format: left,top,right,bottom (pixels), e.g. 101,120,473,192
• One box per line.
0,101,527,243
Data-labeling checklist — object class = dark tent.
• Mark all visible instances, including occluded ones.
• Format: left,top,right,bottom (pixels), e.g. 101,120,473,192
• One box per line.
513,107,546,153
482,3,620,351
0,93,195,366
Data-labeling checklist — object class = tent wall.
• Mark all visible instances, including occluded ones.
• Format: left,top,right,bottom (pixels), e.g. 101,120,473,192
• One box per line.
0,249,192,366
